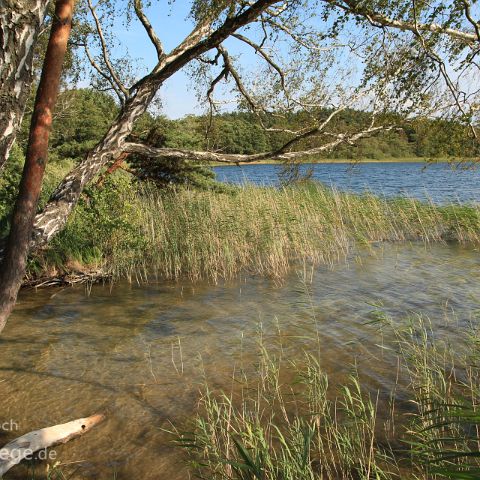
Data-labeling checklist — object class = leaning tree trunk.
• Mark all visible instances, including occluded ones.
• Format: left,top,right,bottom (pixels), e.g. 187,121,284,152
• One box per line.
0,0,51,172
0,0,74,333
29,0,277,250
30,79,158,248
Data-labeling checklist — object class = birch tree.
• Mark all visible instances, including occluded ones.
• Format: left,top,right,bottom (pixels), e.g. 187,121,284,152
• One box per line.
0,0,51,171
1,0,479,331
2,0,478,254
26,0,393,250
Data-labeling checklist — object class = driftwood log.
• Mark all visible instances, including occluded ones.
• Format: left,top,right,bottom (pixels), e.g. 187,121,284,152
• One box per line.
0,413,104,476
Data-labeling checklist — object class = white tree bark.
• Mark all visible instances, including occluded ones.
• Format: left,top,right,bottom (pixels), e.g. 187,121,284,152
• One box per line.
0,0,50,171
123,125,391,163
30,0,279,249
0,414,104,476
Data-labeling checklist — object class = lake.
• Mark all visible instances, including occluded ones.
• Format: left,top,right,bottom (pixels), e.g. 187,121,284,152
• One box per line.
2,242,480,479
214,162,480,204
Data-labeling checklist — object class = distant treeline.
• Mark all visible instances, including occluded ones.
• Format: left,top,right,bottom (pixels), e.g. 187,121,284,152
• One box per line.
12,88,480,165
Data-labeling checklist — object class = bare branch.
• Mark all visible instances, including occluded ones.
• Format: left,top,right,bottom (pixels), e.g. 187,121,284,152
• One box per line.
205,65,229,137
232,32,286,90
206,67,229,105
84,43,125,104
134,0,282,90
279,106,347,151
87,0,129,98
218,45,264,113
124,124,392,163
133,0,164,59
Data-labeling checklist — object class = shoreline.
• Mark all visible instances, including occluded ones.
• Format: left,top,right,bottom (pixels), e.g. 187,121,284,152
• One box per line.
208,157,464,166
24,183,480,289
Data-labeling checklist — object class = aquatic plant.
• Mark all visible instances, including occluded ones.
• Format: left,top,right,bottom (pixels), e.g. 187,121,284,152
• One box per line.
32,177,480,284
172,310,480,479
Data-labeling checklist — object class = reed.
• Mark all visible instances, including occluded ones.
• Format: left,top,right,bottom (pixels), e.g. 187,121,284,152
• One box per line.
173,309,480,479
36,179,480,283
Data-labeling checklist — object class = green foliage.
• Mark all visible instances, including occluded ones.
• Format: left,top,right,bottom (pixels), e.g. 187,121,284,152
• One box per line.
0,146,73,241
12,87,478,200
164,116,205,150
39,174,148,275
130,114,229,191
207,114,270,154
49,89,119,162
16,88,118,164
130,154,230,192
30,181,480,282
0,144,24,238
130,101,479,163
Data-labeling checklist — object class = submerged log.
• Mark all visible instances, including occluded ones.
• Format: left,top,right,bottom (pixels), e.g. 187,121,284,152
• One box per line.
0,413,104,476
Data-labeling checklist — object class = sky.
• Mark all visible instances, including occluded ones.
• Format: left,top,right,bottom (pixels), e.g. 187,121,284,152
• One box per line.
84,0,349,120
107,1,264,119
83,0,479,122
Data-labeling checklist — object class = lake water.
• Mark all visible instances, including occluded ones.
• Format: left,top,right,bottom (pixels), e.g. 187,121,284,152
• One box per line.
214,162,480,204
2,243,480,479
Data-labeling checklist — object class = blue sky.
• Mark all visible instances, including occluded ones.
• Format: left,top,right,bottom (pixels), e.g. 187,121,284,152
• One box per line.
89,0,330,119
108,1,264,119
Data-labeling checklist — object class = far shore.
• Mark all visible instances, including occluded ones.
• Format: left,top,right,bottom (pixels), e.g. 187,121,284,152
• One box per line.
208,157,470,166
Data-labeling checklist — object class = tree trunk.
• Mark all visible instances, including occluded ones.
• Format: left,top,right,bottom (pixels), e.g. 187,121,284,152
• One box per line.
29,1,278,249
0,0,74,333
30,79,159,249
0,0,51,171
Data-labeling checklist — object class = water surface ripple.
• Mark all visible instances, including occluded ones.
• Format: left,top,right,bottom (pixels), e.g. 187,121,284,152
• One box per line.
214,162,480,204
1,243,480,478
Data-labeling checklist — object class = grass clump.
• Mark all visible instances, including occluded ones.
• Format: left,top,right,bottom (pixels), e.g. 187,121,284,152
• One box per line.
173,310,480,479
29,177,480,282
175,349,393,479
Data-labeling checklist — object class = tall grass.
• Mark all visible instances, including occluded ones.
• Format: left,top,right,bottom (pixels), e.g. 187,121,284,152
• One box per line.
172,311,480,479
34,178,480,282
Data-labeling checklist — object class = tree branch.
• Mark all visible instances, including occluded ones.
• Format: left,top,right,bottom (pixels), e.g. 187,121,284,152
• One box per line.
84,43,124,104
87,0,129,99
218,45,264,113
0,414,104,476
329,0,478,45
133,0,164,59
232,32,286,90
124,124,393,164
133,0,282,92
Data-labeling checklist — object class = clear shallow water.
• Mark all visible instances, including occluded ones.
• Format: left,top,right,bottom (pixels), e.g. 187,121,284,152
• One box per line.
214,162,480,204
1,243,480,479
